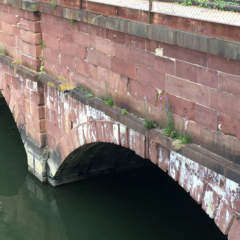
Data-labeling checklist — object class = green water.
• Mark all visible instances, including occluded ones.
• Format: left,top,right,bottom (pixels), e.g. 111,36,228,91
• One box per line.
0,99,227,240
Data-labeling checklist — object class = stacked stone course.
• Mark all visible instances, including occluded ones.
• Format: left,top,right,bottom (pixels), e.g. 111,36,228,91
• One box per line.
0,1,240,238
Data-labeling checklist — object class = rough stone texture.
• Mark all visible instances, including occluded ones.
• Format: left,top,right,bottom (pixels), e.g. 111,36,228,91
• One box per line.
1,1,240,161
1,2,240,237
228,218,240,240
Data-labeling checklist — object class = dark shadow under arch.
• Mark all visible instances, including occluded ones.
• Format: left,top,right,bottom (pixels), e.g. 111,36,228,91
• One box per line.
51,142,150,186
0,94,27,196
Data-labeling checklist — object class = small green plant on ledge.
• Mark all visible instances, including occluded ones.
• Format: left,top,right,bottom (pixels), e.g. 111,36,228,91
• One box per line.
163,100,191,145
40,40,46,48
0,49,7,56
105,97,114,107
144,119,158,130
50,0,57,8
69,19,77,24
121,108,127,116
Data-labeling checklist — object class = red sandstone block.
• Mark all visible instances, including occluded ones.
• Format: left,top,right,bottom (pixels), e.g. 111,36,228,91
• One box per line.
39,119,46,133
106,29,126,44
59,0,80,8
214,200,234,235
87,49,112,69
118,7,149,23
219,114,240,140
207,54,240,75
137,66,165,90
125,34,146,50
168,94,195,120
190,175,206,204
128,128,146,158
75,59,97,79
152,42,208,67
42,34,60,50
95,37,115,56
225,179,240,213
1,22,18,36
112,57,137,80
0,11,20,24
85,2,116,16
154,56,175,75
165,75,211,107
202,185,221,219
158,146,170,172
128,79,157,105
59,40,86,59
176,60,218,88
38,106,45,119
43,48,60,64
131,49,156,68
168,151,181,181
20,41,42,58
218,72,240,96
119,123,129,148
60,54,75,72
96,67,128,96
73,31,91,48
19,19,41,33
228,218,240,240
211,90,240,119
4,34,16,47
149,141,158,165
21,55,41,71
20,29,42,45
195,104,217,131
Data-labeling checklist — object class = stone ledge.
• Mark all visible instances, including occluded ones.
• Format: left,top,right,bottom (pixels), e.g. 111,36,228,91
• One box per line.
1,1,240,61
88,0,240,27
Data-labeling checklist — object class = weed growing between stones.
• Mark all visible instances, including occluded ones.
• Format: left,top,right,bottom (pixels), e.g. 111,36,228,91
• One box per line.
121,108,127,115
40,40,46,48
0,49,7,56
162,98,191,145
144,119,158,129
50,0,57,8
105,97,114,107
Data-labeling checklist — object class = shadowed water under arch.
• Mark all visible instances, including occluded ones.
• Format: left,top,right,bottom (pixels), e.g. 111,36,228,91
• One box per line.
0,97,227,240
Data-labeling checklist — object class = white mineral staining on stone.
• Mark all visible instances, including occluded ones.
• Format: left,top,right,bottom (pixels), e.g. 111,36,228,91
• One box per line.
78,125,85,146
32,81,37,91
169,151,180,180
191,175,204,203
158,148,163,164
203,190,215,218
113,123,119,144
155,48,163,57
129,129,136,151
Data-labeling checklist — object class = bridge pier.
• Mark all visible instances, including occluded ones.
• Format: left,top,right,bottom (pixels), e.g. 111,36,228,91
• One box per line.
23,136,48,183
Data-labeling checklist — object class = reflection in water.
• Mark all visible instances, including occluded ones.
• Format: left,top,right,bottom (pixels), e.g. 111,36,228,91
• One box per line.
0,98,227,240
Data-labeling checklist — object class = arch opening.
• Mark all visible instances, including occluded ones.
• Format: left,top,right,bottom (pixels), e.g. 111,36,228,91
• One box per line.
50,141,227,240
49,142,150,186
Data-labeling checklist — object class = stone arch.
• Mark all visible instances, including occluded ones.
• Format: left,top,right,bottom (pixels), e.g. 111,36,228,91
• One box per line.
47,119,147,186
46,116,240,239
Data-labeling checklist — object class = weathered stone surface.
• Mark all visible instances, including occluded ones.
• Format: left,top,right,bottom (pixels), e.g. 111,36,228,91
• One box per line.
214,200,234,234
228,218,240,240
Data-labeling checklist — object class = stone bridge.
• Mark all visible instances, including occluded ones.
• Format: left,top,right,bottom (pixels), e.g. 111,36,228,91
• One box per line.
0,0,240,238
